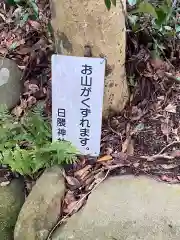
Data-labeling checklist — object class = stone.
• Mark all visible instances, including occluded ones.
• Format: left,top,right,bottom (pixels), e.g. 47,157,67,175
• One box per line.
0,178,25,240
52,175,180,240
51,0,129,117
0,58,22,109
14,166,65,240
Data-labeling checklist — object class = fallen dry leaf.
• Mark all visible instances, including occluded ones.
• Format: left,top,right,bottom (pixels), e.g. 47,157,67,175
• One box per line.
0,181,10,187
171,150,180,158
74,165,92,178
131,106,143,121
161,175,179,183
65,176,81,188
16,47,31,55
126,138,134,155
161,121,169,139
64,190,76,205
63,195,86,215
28,20,41,30
27,96,37,107
0,47,8,55
12,105,23,118
150,58,164,70
122,136,131,153
97,155,112,162
28,84,39,94
161,164,178,170
165,104,176,113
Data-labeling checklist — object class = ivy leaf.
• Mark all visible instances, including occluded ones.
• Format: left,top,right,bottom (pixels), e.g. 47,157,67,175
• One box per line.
104,0,111,10
138,2,158,19
128,0,137,6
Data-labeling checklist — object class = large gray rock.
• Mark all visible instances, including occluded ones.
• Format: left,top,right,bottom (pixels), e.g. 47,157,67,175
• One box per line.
0,58,22,109
0,179,25,240
52,175,180,240
14,166,65,240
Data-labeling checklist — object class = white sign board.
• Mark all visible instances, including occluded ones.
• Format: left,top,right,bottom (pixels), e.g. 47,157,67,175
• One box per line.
52,55,105,156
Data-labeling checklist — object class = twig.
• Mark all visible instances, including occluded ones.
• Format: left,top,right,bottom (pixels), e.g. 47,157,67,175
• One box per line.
144,154,174,162
140,141,180,162
108,119,122,140
46,169,110,240
164,72,180,84
158,141,180,154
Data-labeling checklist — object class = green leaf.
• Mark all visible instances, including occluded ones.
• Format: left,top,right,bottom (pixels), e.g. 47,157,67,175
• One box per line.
104,0,111,10
9,42,18,50
28,0,39,17
20,13,29,27
111,0,116,6
155,8,167,26
138,2,158,19
128,15,138,25
6,0,16,5
175,25,180,33
128,0,137,6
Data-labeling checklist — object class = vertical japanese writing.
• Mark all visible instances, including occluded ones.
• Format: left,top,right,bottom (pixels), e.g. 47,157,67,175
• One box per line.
57,108,66,140
79,64,92,150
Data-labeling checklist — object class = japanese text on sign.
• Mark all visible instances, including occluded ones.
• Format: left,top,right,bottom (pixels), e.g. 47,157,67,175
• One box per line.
52,55,105,156
79,64,93,150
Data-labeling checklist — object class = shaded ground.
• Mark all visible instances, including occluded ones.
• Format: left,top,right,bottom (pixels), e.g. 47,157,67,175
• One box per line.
1,0,180,238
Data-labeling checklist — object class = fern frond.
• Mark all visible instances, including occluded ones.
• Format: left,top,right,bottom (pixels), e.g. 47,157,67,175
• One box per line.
0,104,78,177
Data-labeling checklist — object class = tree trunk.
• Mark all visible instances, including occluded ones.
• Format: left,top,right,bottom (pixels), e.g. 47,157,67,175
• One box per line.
51,0,129,117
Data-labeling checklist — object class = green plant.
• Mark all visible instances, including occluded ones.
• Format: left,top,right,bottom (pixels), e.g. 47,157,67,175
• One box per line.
0,105,79,177
105,0,180,57
104,0,116,10
7,0,39,26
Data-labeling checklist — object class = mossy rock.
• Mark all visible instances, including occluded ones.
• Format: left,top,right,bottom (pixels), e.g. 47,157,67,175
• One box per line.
0,179,25,240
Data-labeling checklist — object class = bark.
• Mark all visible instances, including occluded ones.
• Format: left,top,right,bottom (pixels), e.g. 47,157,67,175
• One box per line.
51,0,129,117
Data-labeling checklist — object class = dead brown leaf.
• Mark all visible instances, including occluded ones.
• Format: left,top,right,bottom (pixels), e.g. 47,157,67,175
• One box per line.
97,155,112,162
150,58,164,70
12,105,23,118
161,175,179,183
126,138,134,155
28,20,41,30
63,195,86,215
165,104,176,113
28,84,39,94
131,106,143,121
161,120,169,139
122,136,131,153
0,181,10,187
27,96,37,107
171,150,180,158
160,164,178,170
65,176,81,188
16,47,31,55
74,165,92,178
64,190,76,205
0,47,8,55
